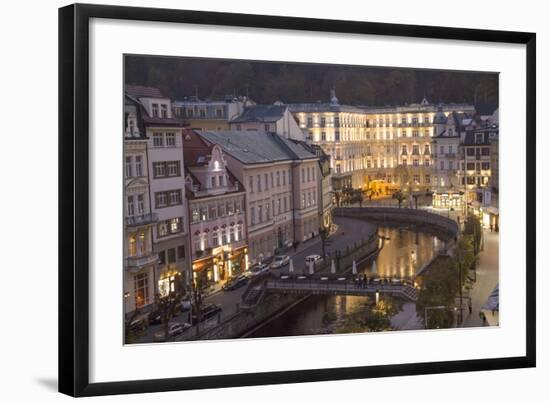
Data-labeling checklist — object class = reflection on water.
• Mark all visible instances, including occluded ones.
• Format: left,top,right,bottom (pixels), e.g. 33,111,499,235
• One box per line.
250,227,439,338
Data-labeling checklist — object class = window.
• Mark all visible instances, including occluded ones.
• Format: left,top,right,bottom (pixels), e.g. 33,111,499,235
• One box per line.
250,207,255,225
307,167,311,182
134,273,149,308
467,162,476,170
270,172,274,188
169,217,182,234
440,161,445,170
236,124,242,131
167,248,176,263
212,232,219,247
467,148,475,156
321,132,326,141
301,193,306,208
165,133,176,147
307,117,313,127
412,145,419,155
425,174,431,184
284,196,288,212
137,194,144,215
301,168,305,183
412,130,419,137
249,176,253,192
264,124,270,132
413,175,420,184
216,108,223,118
211,176,216,188
152,104,159,117
153,132,163,147
265,173,269,191
257,175,262,192
282,170,287,185
161,104,168,118
169,190,181,205
127,196,135,216
401,145,407,155
167,161,180,177
449,161,454,170
482,162,490,170
424,158,430,167
424,144,430,155
482,148,490,156
177,245,185,259
258,205,263,223
401,130,407,138
335,131,340,142
155,192,167,208
153,162,166,178
125,156,132,177
320,117,326,127
439,145,444,154
135,156,143,176
158,250,166,265
413,159,419,167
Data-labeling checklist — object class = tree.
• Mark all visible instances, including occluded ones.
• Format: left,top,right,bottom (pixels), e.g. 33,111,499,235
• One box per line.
464,215,482,255
416,257,457,329
392,190,406,208
334,191,342,208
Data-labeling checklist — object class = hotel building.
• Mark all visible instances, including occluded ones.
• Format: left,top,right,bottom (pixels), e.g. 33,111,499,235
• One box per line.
289,91,475,195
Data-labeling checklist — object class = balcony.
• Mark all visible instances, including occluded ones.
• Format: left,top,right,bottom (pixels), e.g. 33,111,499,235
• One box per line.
445,153,456,159
126,252,159,272
126,213,158,227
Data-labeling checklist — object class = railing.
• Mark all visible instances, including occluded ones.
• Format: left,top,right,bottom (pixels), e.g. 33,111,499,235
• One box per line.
445,153,457,159
266,277,418,301
126,213,158,227
126,253,159,269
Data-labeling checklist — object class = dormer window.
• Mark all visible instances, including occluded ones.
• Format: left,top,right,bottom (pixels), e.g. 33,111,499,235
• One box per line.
161,104,168,118
152,103,159,117
214,160,220,170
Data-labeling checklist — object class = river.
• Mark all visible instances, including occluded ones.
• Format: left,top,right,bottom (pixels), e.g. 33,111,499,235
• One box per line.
248,226,441,338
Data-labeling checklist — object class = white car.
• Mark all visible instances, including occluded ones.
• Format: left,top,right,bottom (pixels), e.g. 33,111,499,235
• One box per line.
305,254,322,264
153,322,191,341
248,263,269,277
270,255,290,269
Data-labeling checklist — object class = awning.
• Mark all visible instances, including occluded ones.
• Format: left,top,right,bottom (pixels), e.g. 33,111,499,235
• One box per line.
482,206,499,215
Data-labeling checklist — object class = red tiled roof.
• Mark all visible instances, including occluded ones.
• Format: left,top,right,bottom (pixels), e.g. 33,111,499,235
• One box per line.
182,130,214,167
125,84,165,99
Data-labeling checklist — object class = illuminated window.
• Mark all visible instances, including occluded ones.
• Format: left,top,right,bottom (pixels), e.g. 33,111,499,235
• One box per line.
134,273,149,308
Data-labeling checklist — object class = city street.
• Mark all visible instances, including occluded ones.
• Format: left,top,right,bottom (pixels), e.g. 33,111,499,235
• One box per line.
134,216,377,343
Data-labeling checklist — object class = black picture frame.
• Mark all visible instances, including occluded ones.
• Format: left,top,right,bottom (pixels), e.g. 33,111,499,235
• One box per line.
59,3,536,397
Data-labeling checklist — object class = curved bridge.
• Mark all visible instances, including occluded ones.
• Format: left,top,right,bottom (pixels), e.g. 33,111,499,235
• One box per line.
334,207,459,239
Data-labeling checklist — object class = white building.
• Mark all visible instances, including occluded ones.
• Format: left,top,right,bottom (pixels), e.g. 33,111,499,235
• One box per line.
125,85,190,301
123,95,158,315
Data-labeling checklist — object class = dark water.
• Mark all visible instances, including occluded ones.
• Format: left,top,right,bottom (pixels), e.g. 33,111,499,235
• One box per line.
250,227,440,338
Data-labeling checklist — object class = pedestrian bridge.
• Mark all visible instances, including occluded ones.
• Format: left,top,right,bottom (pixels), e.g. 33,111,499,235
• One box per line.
264,275,419,302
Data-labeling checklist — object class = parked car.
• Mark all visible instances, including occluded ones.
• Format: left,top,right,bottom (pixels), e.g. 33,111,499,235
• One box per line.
180,298,192,312
305,254,322,264
191,304,222,324
148,309,162,325
248,263,270,277
153,322,191,341
222,275,249,291
270,255,290,269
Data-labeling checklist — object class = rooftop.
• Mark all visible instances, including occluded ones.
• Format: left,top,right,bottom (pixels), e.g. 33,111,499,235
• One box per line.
197,131,317,164
230,104,287,123
125,84,166,99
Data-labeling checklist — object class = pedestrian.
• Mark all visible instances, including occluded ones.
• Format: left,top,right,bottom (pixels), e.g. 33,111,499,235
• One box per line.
468,300,472,315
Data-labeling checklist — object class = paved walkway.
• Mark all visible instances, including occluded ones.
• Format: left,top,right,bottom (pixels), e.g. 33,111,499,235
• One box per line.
462,229,499,327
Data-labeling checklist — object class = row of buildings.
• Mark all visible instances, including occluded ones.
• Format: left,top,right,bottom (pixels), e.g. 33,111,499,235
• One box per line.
123,84,499,315
124,85,333,315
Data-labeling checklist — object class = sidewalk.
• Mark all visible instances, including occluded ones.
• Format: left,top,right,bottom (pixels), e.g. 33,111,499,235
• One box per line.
461,229,499,327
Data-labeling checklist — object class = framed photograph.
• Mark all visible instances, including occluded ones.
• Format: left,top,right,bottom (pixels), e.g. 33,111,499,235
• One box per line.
58,3,536,397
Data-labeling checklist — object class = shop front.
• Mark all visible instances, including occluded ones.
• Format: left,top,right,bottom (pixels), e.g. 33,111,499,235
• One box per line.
192,245,249,288
432,192,464,210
